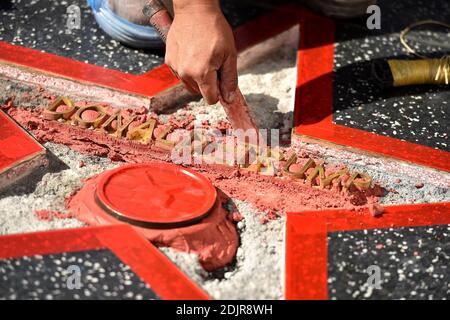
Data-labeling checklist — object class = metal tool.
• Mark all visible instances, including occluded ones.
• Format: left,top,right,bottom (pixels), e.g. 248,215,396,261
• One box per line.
143,0,259,133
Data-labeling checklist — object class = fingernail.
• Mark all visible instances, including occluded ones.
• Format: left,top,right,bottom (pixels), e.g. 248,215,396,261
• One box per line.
225,91,236,103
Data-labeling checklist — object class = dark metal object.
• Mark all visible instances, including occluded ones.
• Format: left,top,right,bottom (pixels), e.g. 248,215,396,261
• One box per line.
371,59,394,87
142,0,166,19
143,0,173,43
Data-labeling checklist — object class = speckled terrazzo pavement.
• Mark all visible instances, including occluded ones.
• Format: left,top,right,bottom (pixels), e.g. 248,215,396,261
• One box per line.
0,0,270,74
0,249,158,300
328,224,450,300
0,0,162,74
0,1,449,300
333,0,450,151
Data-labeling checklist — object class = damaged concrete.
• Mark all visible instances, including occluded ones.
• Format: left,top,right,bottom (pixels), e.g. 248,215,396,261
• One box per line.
0,44,449,300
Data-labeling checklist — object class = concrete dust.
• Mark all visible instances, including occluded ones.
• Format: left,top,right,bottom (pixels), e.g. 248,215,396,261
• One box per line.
161,200,285,300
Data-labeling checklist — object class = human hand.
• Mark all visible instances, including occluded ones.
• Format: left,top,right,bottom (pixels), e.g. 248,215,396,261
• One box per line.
165,0,238,104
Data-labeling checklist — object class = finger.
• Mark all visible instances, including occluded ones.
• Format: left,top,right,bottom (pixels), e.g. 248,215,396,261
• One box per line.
169,66,180,79
166,53,199,94
219,53,238,103
198,71,219,105
178,69,200,93
181,79,200,94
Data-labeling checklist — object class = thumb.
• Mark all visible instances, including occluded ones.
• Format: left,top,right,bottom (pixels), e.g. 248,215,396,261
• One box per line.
219,53,238,103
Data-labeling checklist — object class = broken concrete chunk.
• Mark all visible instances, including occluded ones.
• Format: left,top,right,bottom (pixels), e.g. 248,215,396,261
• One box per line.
0,110,47,191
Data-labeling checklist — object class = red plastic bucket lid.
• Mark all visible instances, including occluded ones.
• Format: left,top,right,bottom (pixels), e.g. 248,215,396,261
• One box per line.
95,163,217,228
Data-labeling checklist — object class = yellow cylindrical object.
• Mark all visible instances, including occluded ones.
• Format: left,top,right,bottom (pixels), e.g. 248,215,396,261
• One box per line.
388,59,449,86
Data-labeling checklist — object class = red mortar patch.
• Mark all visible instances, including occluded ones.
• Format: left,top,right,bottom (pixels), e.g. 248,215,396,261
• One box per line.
66,163,239,271
7,106,381,217
35,210,75,221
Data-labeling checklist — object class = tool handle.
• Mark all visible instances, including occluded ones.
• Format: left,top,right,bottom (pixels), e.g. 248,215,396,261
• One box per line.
143,0,173,43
